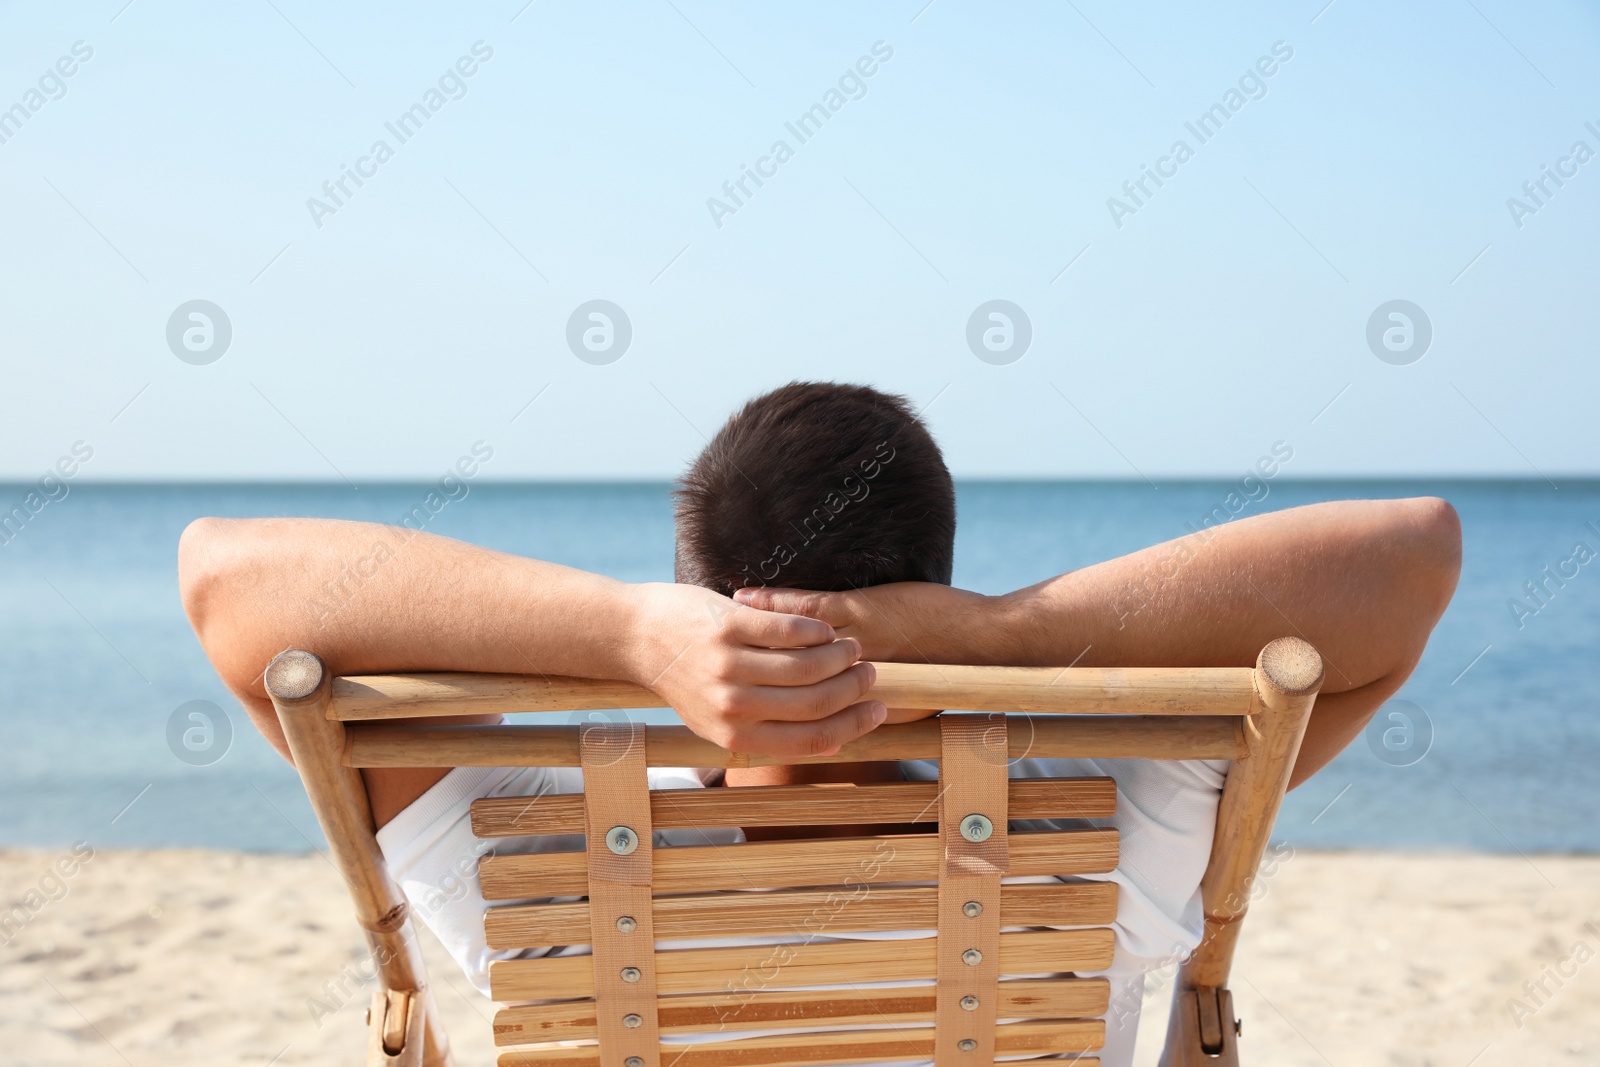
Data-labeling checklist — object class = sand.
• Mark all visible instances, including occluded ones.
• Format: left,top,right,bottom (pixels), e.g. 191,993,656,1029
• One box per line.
2,847,1596,1066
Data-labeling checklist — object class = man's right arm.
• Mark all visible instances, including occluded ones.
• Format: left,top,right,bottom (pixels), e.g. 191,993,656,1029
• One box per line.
178,517,885,763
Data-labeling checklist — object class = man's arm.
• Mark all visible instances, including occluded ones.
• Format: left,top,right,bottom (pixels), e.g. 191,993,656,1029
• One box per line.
734,497,1462,789
178,517,887,822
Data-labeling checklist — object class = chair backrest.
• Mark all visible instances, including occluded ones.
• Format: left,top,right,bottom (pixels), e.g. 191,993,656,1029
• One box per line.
264,637,1323,1067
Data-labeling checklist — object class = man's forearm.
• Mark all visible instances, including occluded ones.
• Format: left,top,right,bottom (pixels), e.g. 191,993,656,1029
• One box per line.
987,498,1460,689
985,498,1460,787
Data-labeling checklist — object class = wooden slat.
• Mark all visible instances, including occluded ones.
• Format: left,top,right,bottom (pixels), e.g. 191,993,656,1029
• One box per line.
486,880,1118,947
500,1054,1100,1067
471,777,1116,838
493,977,1111,1045
346,716,1246,769
490,928,1115,1002
479,829,1118,901
496,1019,1104,1067
331,663,1253,722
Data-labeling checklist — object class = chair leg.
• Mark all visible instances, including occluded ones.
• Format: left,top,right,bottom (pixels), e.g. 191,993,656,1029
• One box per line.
418,985,453,1067
366,988,427,1067
1158,987,1240,1067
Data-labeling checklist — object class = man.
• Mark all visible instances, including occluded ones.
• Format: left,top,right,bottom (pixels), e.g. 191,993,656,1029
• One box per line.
179,382,1460,1065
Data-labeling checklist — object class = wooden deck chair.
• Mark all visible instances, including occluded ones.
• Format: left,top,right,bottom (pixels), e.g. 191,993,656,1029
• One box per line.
263,635,1323,1067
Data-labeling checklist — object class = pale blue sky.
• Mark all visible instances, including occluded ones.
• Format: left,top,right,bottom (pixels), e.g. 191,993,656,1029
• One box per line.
2,0,1597,480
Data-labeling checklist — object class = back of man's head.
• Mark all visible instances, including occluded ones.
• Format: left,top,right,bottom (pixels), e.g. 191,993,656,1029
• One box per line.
674,382,956,595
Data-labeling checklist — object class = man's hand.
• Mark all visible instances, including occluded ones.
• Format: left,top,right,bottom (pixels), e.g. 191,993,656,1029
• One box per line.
731,582,997,664
629,583,887,759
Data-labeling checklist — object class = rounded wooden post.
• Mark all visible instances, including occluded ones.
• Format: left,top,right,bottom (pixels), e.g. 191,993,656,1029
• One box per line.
1179,636,1322,991
265,649,453,1067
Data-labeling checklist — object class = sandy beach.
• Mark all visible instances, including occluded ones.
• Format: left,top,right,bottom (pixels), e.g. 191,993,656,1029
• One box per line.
2,847,1595,1066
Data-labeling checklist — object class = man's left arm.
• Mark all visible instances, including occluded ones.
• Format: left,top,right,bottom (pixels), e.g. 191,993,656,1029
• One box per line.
735,497,1463,789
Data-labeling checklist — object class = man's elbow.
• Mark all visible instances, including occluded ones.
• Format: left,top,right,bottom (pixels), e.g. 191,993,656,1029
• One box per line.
178,516,243,640
1401,496,1462,620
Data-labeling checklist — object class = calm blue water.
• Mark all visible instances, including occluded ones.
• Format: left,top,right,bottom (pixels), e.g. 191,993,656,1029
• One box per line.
1,480,1596,853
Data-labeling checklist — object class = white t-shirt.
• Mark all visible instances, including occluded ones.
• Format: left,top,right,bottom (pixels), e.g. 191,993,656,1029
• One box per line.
376,755,1228,1067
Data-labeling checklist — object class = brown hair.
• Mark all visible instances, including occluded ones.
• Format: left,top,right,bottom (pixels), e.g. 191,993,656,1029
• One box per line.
674,382,956,594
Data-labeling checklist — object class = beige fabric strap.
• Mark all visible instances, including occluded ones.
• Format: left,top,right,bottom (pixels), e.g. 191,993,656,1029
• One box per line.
935,713,1010,1066
581,723,660,1067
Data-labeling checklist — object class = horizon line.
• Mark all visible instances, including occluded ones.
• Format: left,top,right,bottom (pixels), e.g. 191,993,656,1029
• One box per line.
3,474,1595,487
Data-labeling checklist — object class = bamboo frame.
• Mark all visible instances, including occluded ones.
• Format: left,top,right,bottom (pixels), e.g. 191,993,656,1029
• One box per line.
264,650,454,1067
1159,638,1322,1067
264,638,1321,1067
328,662,1256,721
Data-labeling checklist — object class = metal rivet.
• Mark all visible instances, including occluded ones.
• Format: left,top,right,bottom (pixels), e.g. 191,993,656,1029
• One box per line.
959,813,993,842
606,825,639,855
620,966,641,983
958,1038,978,1052
962,900,983,918
626,1059,645,1067
616,915,637,933
622,1013,643,1029
960,995,979,1011
962,948,982,966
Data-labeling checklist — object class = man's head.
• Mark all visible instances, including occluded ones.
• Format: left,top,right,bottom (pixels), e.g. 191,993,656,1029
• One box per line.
674,382,956,595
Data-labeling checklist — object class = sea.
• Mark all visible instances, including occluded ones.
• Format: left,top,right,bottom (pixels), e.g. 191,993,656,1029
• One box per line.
1,480,1595,854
